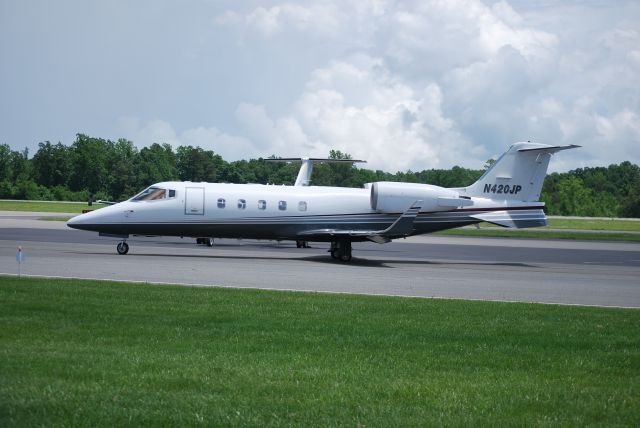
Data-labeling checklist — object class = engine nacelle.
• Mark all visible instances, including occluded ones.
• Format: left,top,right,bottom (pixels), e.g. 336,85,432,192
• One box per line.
369,181,469,213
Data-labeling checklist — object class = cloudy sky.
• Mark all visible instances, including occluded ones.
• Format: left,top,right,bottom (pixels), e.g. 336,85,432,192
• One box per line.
1,0,638,172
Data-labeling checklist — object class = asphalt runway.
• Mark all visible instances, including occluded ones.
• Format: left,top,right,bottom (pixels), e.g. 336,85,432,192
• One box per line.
1,213,639,308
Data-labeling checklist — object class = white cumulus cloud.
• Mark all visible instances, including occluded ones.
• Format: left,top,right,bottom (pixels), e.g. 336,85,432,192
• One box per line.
115,116,255,162
4,0,638,174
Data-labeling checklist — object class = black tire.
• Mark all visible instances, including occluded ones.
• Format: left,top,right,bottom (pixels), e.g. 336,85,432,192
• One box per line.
206,238,214,247
117,242,129,255
330,249,339,259
339,253,352,262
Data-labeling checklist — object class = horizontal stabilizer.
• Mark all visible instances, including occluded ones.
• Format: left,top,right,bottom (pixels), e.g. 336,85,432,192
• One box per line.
470,209,547,229
266,158,367,163
517,144,581,153
266,157,366,186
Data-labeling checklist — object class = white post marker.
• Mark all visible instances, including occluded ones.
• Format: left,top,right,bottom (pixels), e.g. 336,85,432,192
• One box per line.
16,246,25,277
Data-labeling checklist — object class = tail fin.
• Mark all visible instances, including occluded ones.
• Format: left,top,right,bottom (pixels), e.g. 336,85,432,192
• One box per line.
462,142,579,202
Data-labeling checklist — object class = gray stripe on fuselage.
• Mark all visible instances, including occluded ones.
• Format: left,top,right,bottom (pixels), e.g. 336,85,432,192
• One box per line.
75,208,545,240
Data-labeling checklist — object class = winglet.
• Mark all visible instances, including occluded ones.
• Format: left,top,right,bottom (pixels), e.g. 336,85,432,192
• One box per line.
378,200,422,237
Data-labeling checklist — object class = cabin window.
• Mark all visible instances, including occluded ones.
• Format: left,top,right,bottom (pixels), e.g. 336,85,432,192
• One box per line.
132,187,166,201
168,189,176,198
278,200,287,211
298,201,307,212
217,198,226,208
258,200,266,210
238,199,246,209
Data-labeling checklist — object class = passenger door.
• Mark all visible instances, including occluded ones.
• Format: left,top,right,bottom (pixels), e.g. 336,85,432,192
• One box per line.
185,187,205,215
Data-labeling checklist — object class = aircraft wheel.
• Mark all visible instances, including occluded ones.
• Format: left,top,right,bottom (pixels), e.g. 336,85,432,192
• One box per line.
330,249,339,259
117,242,129,255
206,238,214,247
339,252,352,262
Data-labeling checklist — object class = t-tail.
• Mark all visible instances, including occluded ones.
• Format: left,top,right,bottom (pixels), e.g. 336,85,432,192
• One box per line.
460,142,580,202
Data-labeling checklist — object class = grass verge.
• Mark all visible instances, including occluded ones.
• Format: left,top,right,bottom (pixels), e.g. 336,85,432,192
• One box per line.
0,200,105,213
546,217,640,232
436,228,640,241
1,276,638,426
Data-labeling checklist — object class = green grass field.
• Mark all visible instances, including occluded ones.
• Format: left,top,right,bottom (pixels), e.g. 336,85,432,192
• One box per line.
436,217,640,241
0,200,106,213
547,217,640,232
437,228,640,241
1,276,638,426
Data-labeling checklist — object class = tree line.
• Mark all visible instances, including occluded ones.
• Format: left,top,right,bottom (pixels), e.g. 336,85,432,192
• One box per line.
1,134,638,217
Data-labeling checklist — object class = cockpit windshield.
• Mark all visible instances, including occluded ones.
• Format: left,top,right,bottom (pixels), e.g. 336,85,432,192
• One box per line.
131,187,167,201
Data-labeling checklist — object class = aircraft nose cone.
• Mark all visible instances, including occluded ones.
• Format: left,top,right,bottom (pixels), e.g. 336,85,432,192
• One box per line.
66,215,79,229
66,213,88,230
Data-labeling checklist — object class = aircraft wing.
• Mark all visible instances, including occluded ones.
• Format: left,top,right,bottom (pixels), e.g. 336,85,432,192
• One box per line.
297,201,422,244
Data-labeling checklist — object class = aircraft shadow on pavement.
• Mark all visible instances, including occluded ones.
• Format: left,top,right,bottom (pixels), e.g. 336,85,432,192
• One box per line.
69,250,537,269
299,255,536,269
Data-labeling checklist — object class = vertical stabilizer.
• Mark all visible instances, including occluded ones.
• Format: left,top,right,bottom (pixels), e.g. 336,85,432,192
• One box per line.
462,142,579,202
295,158,314,186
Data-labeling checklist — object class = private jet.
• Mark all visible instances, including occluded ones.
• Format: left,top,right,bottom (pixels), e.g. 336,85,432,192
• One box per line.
67,142,578,261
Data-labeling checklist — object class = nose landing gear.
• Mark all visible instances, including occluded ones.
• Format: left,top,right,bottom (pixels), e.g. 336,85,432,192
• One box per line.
116,241,129,255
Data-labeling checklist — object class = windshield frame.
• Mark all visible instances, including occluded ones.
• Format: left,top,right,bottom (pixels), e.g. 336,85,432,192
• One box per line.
131,186,170,202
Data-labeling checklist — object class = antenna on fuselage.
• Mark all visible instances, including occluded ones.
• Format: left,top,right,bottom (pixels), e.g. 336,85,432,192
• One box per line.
265,157,366,186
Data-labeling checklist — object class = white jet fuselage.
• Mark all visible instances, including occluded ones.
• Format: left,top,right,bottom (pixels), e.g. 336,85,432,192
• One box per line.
67,143,578,259
67,181,543,241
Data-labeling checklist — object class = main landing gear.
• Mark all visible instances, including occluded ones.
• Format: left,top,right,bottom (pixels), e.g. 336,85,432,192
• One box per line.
329,241,352,262
296,240,311,248
196,237,215,247
116,241,129,255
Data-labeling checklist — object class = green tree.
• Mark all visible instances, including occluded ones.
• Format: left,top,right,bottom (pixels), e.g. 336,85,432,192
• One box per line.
176,146,225,182
0,144,19,197
108,139,139,200
619,175,640,217
311,150,362,187
483,158,496,170
32,141,71,188
68,134,113,195
135,143,178,188
0,144,12,182
225,160,257,183
556,176,591,216
0,146,48,199
552,176,616,217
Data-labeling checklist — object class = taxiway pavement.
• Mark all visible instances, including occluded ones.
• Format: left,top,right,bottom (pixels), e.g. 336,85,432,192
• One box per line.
1,213,639,308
